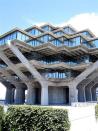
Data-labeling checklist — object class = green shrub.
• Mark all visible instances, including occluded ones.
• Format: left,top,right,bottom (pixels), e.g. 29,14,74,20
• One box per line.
0,105,4,131
3,105,70,131
95,104,98,119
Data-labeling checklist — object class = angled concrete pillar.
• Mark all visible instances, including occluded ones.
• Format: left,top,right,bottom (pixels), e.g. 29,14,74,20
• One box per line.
26,84,35,105
85,87,92,101
8,41,49,105
5,84,15,104
0,50,29,84
91,87,97,101
41,83,48,105
15,84,25,104
8,42,44,84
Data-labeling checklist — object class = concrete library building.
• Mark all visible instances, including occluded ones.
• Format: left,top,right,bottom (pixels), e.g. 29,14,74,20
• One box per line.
0,23,98,105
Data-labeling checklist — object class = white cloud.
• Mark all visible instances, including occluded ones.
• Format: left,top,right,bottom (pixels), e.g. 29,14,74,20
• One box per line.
0,83,6,100
26,13,98,36
59,13,98,37
25,17,47,27
27,20,46,26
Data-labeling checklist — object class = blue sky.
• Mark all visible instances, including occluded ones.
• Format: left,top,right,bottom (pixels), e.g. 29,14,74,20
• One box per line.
0,0,98,34
0,0,98,99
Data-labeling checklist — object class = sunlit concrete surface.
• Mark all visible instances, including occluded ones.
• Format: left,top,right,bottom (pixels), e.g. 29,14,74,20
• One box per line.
52,105,98,131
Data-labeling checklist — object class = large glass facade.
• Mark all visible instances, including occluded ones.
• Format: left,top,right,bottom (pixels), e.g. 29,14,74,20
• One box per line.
89,39,98,48
27,28,42,36
63,27,75,34
81,31,93,38
0,31,30,45
27,39,43,46
41,25,53,31
54,31,64,36
47,71,71,79
40,60,59,64
0,25,97,49
0,25,98,82
40,58,90,66
51,39,63,46
82,42,95,48
38,34,53,43
64,37,80,47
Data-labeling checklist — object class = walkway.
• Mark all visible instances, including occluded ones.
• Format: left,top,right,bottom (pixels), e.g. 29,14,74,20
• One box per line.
52,104,98,131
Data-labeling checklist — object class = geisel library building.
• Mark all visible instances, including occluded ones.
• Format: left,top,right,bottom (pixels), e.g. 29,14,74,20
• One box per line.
0,23,98,105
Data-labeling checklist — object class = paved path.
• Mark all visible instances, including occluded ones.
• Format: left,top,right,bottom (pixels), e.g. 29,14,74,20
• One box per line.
52,105,98,131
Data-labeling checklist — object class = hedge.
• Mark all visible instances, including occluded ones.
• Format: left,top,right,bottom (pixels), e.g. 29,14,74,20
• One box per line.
3,105,70,131
95,104,98,119
0,105,4,131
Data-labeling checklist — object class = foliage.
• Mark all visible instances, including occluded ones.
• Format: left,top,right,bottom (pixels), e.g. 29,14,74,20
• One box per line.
0,106,4,131
3,105,70,131
95,104,98,119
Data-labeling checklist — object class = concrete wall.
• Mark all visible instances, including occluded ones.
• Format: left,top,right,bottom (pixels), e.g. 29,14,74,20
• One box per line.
48,87,67,105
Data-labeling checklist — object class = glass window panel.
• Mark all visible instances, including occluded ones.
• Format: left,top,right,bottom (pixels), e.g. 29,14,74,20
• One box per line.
82,31,93,38
0,31,30,45
51,39,62,46
54,31,64,36
41,26,52,31
28,29,42,36
64,40,69,46
64,27,75,34
91,39,98,48
39,35,53,43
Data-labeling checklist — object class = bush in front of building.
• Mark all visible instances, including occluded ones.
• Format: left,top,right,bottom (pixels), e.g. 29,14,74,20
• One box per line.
95,104,98,119
3,105,70,131
0,105,4,131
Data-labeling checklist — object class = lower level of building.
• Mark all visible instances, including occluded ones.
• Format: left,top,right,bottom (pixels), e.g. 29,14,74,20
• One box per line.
5,82,97,105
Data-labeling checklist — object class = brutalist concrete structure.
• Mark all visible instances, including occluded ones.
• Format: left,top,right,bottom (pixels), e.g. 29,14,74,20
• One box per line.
0,23,98,105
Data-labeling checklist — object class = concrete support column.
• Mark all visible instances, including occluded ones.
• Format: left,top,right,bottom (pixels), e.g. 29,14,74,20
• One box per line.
26,84,35,105
15,85,25,104
41,83,48,105
92,87,97,101
85,87,92,101
11,88,15,103
69,84,78,105
5,86,14,104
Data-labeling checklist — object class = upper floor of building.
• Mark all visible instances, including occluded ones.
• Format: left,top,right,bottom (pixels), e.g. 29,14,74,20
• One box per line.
0,23,98,48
